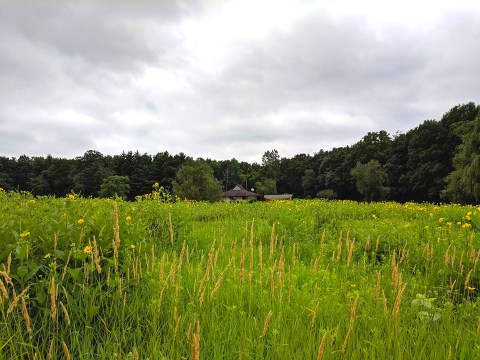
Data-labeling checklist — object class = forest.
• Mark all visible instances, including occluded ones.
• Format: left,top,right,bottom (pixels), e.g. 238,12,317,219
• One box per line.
1,102,479,204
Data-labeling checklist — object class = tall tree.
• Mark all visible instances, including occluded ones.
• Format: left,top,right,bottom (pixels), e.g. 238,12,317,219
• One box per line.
351,160,389,201
151,151,190,190
261,149,280,182
277,154,313,197
98,175,131,199
405,120,454,202
351,131,392,164
318,146,357,199
72,150,112,197
173,161,222,202
385,132,410,202
444,113,480,203
113,151,153,199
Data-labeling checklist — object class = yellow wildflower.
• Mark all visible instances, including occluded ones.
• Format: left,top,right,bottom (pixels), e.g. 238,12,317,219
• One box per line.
438,218,444,223
130,244,136,249
466,286,476,291
44,253,52,259
153,182,159,188
83,246,92,254
68,194,75,200
29,199,36,204
126,215,132,222
462,223,472,228
20,230,30,238
465,215,471,221
77,218,85,225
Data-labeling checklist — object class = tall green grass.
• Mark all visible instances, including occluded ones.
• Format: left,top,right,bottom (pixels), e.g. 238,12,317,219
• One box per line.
0,188,479,359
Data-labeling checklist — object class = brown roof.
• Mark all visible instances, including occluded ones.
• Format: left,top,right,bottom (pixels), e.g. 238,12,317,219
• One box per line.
264,194,293,200
222,185,260,198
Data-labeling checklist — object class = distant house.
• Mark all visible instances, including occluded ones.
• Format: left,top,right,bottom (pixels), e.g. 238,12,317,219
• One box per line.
222,185,260,202
264,194,293,201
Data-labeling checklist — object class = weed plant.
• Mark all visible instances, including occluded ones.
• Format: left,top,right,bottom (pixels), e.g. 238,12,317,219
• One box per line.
0,187,479,359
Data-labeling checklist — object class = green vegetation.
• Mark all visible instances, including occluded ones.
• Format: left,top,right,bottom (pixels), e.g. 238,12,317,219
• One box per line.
1,102,479,204
445,113,480,203
351,160,389,201
98,175,131,199
1,188,479,359
173,161,222,202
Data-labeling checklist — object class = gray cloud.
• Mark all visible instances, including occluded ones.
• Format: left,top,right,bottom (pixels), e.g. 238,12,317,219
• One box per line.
0,1,479,163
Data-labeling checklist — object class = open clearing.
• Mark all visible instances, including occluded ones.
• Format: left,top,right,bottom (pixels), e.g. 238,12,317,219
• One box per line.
1,190,479,359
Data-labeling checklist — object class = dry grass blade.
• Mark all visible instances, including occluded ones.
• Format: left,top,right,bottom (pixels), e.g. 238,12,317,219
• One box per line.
316,333,327,360
7,285,30,316
392,283,406,317
60,301,71,326
341,294,359,353
62,341,71,360
0,279,8,300
192,321,200,360
21,296,32,340
210,262,231,300
261,310,273,337
50,277,57,323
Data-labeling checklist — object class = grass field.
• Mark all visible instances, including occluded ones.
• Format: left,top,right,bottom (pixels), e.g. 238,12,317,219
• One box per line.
0,188,479,359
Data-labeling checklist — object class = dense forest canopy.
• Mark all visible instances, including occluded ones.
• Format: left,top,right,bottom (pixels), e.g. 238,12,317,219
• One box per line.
1,102,479,203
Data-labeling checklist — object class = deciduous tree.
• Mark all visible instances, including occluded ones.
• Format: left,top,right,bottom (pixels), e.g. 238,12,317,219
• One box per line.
98,175,131,199
351,160,389,201
173,161,222,202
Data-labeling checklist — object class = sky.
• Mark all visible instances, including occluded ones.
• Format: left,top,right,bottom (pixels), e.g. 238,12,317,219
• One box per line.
1,0,479,163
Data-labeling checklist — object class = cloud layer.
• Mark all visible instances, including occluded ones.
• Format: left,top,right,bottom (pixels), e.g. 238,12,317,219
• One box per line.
1,0,479,162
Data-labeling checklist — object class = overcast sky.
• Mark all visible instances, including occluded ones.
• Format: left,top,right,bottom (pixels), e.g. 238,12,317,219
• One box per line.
1,0,479,163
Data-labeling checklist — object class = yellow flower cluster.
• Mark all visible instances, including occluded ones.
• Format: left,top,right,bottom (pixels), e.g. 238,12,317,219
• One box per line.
77,218,85,225
20,230,30,238
83,245,92,254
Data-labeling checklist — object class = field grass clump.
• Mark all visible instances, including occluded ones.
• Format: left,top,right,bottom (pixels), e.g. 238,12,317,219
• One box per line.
0,188,479,359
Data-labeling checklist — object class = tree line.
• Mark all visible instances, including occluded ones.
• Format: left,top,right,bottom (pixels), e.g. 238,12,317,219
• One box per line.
1,102,479,203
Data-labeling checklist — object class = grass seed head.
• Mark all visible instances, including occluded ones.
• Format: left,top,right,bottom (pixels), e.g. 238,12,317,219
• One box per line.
261,310,274,337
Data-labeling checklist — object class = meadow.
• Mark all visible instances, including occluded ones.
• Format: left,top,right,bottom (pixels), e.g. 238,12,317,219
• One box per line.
0,187,479,359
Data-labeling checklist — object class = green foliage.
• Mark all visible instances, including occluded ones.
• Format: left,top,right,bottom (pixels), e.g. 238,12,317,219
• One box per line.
1,102,479,203
261,149,280,181
444,113,480,203
98,175,131,199
173,161,222,202
1,190,480,358
351,160,389,201
72,150,112,197
316,189,338,199
301,168,317,198
0,170,15,190
254,178,277,196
